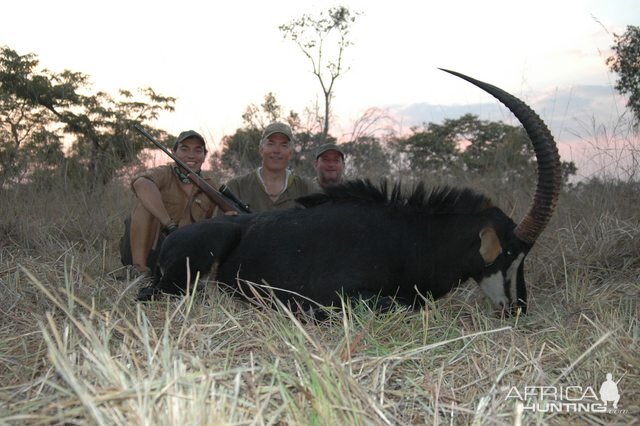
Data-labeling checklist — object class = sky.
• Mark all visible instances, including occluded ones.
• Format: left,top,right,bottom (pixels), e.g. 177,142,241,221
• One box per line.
2,0,639,177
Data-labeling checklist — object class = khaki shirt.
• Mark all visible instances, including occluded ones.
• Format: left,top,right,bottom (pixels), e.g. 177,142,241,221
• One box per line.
132,165,219,226
225,169,319,213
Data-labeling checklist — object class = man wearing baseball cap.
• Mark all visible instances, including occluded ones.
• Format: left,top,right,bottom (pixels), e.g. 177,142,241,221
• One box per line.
224,121,317,212
314,143,345,189
120,130,219,275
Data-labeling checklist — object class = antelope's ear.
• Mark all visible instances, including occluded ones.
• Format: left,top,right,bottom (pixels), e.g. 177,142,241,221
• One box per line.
479,226,502,264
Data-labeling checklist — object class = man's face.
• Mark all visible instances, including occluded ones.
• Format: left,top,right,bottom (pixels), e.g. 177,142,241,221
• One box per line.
259,133,292,172
314,150,344,188
174,137,206,172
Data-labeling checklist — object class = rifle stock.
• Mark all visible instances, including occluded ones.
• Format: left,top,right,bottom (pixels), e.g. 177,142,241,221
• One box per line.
133,125,251,214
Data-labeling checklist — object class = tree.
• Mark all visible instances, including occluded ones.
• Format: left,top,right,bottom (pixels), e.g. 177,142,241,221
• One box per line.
280,6,360,143
399,114,576,184
0,46,175,187
213,127,263,179
241,92,283,130
400,119,462,177
341,136,391,178
606,25,640,124
0,77,62,186
456,114,536,181
347,107,397,143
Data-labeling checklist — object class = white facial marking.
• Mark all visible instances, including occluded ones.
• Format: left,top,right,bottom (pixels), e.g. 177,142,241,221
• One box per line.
479,271,508,308
507,253,525,303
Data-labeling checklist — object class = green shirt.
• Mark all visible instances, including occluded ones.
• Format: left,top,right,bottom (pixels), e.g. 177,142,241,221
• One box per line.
225,169,319,213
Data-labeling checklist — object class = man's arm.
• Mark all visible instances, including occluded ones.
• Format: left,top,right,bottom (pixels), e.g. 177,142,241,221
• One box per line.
132,177,175,228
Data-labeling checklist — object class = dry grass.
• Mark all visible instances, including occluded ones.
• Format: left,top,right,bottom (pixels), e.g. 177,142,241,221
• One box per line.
0,174,638,425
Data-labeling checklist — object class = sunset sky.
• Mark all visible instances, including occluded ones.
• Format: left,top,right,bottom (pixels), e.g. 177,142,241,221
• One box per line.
2,0,638,177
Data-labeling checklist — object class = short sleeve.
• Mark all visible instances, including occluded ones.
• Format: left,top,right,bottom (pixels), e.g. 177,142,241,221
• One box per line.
131,165,172,193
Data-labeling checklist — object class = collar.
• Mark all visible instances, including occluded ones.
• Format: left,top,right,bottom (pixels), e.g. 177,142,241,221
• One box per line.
173,166,201,184
257,167,292,197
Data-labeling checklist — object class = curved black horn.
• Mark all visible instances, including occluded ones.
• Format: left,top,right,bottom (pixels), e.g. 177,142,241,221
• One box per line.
440,69,562,244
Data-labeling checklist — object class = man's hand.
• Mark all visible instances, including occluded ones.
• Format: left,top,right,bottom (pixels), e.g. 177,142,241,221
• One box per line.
161,221,178,236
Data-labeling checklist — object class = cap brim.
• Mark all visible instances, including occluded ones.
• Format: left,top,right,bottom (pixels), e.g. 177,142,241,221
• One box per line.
316,149,345,159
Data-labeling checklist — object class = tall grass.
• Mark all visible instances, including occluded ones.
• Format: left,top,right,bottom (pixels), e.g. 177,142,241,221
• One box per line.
0,166,638,424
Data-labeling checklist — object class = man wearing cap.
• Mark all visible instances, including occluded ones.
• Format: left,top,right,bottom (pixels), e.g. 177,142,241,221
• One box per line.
314,143,345,189
224,122,317,212
121,130,219,275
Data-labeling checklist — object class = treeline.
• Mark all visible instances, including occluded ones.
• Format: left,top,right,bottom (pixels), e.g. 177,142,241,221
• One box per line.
1,46,577,189
213,93,577,185
0,46,175,188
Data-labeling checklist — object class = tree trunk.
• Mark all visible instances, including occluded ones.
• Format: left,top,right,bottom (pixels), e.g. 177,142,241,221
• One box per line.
322,93,331,143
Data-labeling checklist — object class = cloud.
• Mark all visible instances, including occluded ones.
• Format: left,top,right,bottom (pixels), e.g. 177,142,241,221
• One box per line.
388,84,631,141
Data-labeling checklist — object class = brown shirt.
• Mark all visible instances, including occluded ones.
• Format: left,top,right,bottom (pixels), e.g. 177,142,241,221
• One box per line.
225,169,319,213
132,165,219,226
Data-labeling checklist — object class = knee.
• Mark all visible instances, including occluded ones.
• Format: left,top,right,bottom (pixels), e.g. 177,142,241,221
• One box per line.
131,203,155,224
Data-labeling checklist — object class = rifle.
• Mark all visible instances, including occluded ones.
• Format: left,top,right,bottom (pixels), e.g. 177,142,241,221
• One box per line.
133,124,252,214
219,184,251,213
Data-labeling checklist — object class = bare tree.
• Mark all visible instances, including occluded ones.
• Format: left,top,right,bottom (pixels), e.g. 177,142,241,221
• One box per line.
280,6,360,143
347,107,398,142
